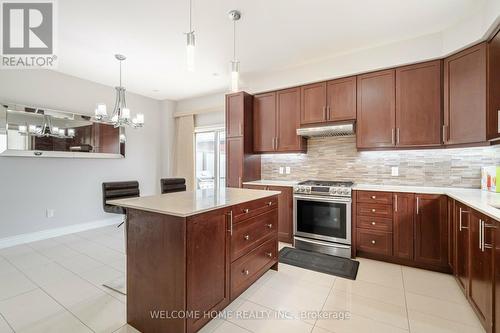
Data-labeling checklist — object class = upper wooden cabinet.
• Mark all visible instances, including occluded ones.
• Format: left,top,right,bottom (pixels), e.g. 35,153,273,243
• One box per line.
444,43,487,145
300,77,356,126
253,88,305,153
396,61,442,147
488,29,500,140
356,69,396,148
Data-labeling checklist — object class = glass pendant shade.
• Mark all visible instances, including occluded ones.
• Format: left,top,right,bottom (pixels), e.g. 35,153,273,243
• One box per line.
186,31,195,72
231,61,240,92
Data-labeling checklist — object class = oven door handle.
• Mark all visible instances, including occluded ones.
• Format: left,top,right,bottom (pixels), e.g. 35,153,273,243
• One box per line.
294,194,352,203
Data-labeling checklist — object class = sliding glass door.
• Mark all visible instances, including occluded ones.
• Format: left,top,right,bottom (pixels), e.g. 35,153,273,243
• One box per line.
195,127,225,190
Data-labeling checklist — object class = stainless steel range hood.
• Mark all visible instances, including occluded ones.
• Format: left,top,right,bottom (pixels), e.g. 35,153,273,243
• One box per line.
296,122,355,138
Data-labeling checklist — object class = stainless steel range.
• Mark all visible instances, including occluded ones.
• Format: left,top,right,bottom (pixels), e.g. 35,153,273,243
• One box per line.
293,180,353,258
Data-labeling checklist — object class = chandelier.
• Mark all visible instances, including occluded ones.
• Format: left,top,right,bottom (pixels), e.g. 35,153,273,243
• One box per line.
17,114,75,139
94,54,144,128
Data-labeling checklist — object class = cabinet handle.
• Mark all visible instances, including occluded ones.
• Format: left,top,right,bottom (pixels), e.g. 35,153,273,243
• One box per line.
242,269,249,275
267,201,273,206
227,211,233,236
371,240,376,245
394,194,398,213
265,252,273,258
479,219,483,251
371,195,376,199
243,208,249,213
275,137,279,150
392,128,395,145
483,222,497,251
327,105,331,120
244,235,250,240
371,209,376,213
459,208,469,231
238,177,242,188
239,123,243,136
265,223,273,229
396,128,400,144
323,106,327,120
442,125,447,143
416,197,420,215
371,222,376,225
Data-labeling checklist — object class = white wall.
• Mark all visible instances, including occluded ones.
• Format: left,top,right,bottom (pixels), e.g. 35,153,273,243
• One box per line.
0,70,175,239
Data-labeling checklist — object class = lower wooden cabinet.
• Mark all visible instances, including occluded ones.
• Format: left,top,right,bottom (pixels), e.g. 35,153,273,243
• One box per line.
454,201,470,293
393,193,414,260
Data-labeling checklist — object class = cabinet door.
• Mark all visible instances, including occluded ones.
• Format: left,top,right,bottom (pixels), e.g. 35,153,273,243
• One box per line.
226,93,245,138
469,211,493,332
253,92,277,152
326,76,356,122
186,207,231,333
444,43,487,145
356,70,396,148
268,186,293,244
488,29,500,140
455,202,470,293
393,193,414,260
226,137,243,188
277,88,304,152
300,82,327,125
396,60,442,147
414,194,448,268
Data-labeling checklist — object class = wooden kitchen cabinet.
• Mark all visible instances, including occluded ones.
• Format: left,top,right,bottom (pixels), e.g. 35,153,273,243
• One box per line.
454,201,471,293
469,210,494,333
414,194,448,269
300,82,327,125
488,28,500,140
396,60,442,147
444,43,487,145
356,69,396,149
393,192,415,260
253,92,277,152
326,76,357,122
225,92,261,188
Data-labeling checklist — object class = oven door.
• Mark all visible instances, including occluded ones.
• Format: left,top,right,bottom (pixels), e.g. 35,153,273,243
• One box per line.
294,195,351,245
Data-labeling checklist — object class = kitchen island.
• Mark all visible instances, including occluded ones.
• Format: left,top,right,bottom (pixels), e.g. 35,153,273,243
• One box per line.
108,187,280,333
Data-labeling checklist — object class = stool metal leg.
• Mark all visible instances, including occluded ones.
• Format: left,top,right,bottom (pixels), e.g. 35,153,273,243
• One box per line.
102,214,127,295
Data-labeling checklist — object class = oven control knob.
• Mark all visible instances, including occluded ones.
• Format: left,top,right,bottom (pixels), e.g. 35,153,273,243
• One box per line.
329,187,337,195
342,189,350,195
304,186,311,194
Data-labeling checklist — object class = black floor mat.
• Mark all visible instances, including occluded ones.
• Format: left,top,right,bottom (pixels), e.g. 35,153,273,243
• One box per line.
279,247,359,280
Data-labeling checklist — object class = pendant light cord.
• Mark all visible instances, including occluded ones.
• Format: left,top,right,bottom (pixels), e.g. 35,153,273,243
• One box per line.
189,0,193,32
233,20,236,61
119,60,122,87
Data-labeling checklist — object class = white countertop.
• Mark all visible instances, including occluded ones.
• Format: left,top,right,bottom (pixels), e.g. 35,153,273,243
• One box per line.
354,184,500,221
243,180,300,187
108,188,281,218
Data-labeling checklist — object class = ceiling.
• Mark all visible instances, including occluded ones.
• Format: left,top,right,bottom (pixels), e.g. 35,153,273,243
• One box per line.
55,0,485,101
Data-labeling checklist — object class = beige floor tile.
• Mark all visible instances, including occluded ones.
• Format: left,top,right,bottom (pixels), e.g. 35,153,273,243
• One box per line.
27,239,61,251
0,270,37,301
69,293,126,333
36,244,81,261
315,311,408,333
333,277,406,307
277,263,336,288
78,265,124,287
355,258,404,289
18,310,92,333
43,276,107,308
56,254,103,274
227,300,314,333
197,318,225,333
0,245,36,259
0,314,13,333
107,256,126,272
311,326,332,333
21,262,79,287
402,266,466,303
113,324,141,333
5,251,52,270
408,310,485,333
0,289,64,332
0,258,17,276
405,292,481,327
212,321,252,333
324,290,408,329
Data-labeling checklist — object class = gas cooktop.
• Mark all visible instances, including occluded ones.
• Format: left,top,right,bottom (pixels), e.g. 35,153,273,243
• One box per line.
294,180,354,197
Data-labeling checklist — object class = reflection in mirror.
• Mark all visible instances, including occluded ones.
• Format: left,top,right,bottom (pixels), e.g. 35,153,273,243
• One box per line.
1,103,125,158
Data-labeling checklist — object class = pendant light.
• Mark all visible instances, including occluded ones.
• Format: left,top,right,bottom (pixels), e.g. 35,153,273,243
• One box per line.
186,0,195,72
228,10,241,92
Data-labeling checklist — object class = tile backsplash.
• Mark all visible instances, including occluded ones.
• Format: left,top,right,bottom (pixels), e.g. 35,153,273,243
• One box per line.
261,136,500,188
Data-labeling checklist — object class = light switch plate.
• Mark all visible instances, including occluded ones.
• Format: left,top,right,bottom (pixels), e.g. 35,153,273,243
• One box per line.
391,167,399,177
279,167,284,174
285,167,291,174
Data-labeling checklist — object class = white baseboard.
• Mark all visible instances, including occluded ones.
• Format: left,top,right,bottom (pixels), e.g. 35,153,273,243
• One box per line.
0,216,123,249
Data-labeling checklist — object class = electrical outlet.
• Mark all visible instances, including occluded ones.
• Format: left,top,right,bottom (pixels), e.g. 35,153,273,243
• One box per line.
279,167,284,175
46,209,55,218
391,167,399,177
285,167,291,174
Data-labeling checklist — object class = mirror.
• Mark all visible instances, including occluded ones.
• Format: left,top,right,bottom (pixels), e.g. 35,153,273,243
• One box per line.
0,103,125,158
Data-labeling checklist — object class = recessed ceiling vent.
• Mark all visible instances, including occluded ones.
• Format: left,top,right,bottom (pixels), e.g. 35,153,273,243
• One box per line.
296,122,355,138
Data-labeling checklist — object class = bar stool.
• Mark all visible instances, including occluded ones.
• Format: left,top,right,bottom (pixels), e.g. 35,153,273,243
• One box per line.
160,178,186,194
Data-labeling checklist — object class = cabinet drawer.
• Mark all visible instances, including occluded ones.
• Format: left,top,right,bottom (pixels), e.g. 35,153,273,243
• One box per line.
232,209,278,261
357,203,393,218
233,196,278,223
231,237,277,299
357,191,393,205
357,216,393,232
357,229,393,256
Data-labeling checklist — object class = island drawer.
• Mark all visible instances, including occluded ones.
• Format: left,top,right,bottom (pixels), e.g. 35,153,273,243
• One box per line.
356,229,393,256
233,196,278,223
231,237,277,299
357,216,393,232
231,209,278,261
357,191,393,205
357,203,393,218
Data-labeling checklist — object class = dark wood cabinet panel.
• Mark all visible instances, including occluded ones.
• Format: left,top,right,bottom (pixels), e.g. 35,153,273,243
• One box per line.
488,29,500,140
495,218,500,333
444,43,487,145
455,201,470,293
326,76,356,122
356,229,393,256
396,60,442,147
226,93,245,138
469,211,494,332
414,194,448,268
393,193,414,260
253,92,277,152
268,185,293,243
226,137,243,188
186,208,231,332
356,70,396,148
300,82,327,125
277,88,306,152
